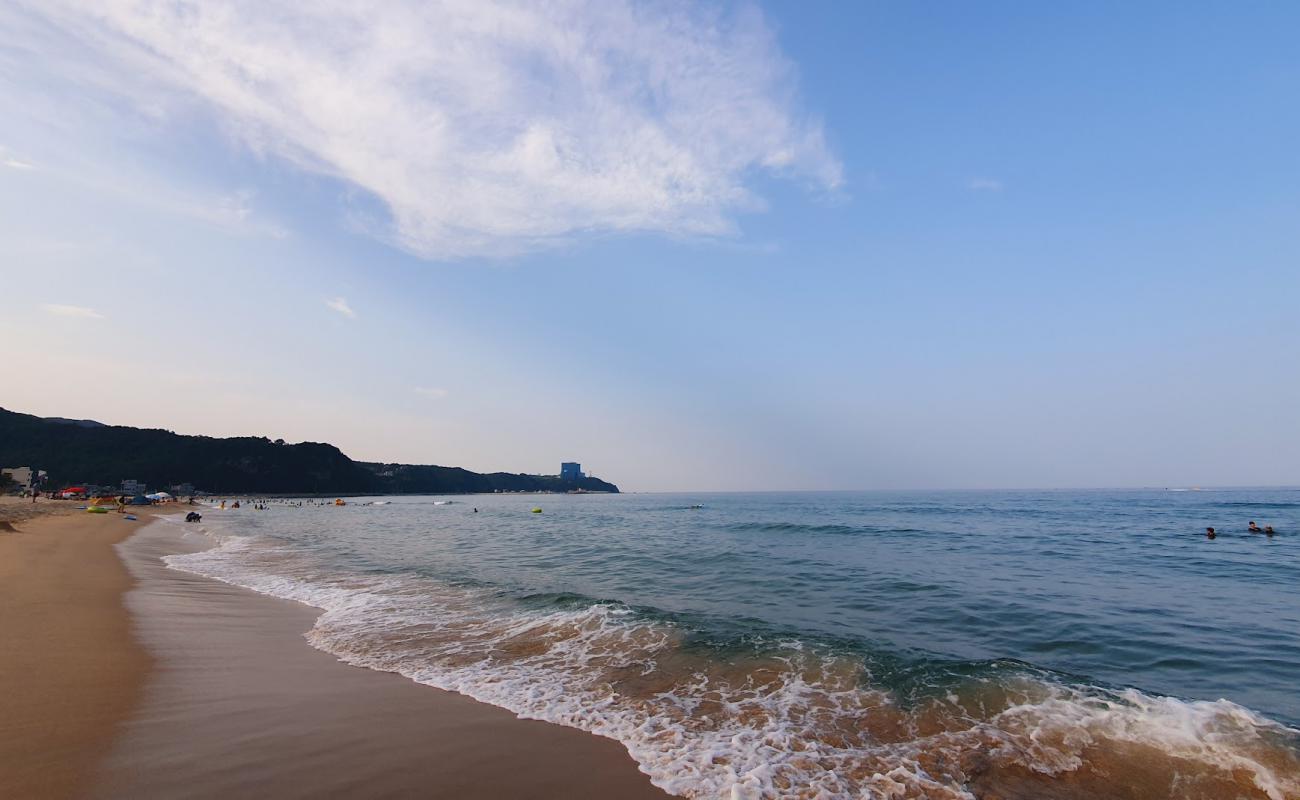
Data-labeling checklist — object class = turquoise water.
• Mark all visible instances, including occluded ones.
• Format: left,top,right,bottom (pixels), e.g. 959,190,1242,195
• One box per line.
171,489,1300,799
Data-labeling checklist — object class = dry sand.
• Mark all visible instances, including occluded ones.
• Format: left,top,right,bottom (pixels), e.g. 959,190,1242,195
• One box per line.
1,501,670,799
0,494,82,527
0,501,150,799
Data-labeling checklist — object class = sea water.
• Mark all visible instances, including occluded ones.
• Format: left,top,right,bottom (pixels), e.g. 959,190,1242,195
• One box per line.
165,489,1300,799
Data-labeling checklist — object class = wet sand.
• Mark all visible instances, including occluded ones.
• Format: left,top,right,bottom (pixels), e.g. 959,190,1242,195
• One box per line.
96,517,670,799
0,504,150,799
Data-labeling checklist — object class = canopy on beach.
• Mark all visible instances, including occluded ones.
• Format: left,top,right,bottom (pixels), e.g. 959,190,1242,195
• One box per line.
145,492,173,501
128,495,153,505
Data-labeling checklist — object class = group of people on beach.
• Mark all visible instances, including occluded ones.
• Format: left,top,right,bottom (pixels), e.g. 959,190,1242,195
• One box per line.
1205,521,1276,539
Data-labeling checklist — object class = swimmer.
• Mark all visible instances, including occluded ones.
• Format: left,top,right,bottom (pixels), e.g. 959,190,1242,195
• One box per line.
1249,521,1261,533
1265,525,1275,536
1206,527,1217,539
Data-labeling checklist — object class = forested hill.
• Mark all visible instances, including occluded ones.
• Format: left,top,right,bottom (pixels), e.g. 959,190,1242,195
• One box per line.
0,408,618,495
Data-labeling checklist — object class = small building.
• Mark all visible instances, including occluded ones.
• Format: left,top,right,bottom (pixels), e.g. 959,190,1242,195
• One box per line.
2,466,34,489
171,483,196,496
121,479,146,494
560,462,584,482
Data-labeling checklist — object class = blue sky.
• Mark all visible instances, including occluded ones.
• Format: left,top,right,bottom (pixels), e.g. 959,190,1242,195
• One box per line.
1,1,1297,491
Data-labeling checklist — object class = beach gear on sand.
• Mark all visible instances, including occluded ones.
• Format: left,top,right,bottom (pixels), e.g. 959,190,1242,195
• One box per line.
86,505,109,514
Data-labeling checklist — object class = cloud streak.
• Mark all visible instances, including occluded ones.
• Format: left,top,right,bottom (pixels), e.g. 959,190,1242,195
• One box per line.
968,178,1004,192
325,297,355,318
41,303,105,319
11,1,841,259
0,145,35,170
414,387,449,400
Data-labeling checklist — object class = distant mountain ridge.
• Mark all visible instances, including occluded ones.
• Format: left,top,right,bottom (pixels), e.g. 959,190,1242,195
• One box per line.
0,407,618,495
43,416,108,428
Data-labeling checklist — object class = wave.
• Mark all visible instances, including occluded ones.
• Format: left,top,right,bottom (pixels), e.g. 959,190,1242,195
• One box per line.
717,521,927,536
162,532,1300,799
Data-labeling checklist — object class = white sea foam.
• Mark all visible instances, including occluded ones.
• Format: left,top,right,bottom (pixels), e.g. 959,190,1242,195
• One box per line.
164,532,1300,799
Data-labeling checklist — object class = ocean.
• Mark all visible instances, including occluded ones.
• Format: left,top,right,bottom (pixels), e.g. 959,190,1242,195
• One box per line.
165,489,1300,799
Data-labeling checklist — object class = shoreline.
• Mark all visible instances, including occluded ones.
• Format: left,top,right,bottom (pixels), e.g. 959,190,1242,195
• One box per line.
12,505,668,798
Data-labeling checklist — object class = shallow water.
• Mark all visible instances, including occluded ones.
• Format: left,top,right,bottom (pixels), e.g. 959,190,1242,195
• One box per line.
168,489,1300,799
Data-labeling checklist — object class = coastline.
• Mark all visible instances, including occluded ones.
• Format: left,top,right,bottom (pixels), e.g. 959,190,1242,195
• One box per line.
99,514,670,799
1,500,668,799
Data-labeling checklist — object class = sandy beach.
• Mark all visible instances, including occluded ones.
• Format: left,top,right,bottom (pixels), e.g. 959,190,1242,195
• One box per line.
0,501,669,799
0,499,149,799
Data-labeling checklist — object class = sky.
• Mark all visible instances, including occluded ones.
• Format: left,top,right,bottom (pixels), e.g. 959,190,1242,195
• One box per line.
1,1,1297,492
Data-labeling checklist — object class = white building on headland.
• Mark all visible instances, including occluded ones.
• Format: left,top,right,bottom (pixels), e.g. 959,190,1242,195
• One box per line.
2,466,35,488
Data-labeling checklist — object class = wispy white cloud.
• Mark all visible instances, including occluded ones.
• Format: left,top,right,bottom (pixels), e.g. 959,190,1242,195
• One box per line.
8,1,841,260
41,303,105,319
0,144,36,170
968,178,1004,192
414,387,449,400
325,297,355,318
183,189,290,239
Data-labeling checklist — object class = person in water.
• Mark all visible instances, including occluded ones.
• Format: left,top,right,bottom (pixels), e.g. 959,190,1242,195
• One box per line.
1249,521,1261,533
1206,527,1217,539
1265,525,1275,536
